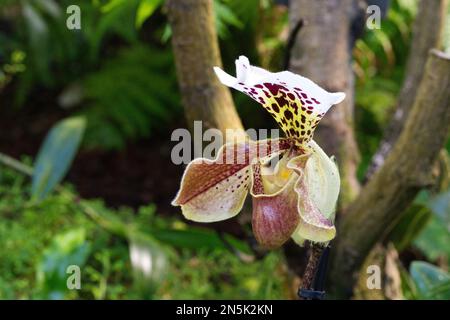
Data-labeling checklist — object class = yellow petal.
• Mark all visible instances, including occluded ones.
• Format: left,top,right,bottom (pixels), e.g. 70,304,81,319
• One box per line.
287,141,340,244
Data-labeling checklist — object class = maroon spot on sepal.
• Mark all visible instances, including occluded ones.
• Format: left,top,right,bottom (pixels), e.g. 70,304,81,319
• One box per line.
284,110,293,120
274,96,289,108
263,83,289,96
251,163,264,195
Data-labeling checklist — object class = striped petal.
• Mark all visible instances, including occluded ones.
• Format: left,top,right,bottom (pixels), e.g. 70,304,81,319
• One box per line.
250,157,300,249
214,56,345,150
172,138,291,222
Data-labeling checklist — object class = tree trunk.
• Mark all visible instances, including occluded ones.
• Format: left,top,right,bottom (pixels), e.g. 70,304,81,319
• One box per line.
365,0,448,179
329,50,450,298
166,0,244,136
288,0,362,206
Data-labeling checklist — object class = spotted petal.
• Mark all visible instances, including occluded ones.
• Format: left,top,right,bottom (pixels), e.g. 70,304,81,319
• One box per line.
172,139,291,222
214,56,345,149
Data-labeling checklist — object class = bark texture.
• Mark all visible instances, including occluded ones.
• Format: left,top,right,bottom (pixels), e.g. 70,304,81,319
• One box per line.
366,0,448,178
299,244,324,299
329,50,450,298
166,0,244,135
288,0,363,205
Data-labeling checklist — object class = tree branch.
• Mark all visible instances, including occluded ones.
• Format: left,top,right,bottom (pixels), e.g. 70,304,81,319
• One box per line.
166,0,244,136
365,0,448,179
288,0,363,206
329,49,450,298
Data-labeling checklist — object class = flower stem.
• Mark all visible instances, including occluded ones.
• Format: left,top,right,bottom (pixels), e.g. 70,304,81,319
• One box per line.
299,243,325,300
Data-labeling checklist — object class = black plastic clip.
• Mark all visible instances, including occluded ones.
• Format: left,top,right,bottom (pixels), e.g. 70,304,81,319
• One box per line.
298,289,325,300
298,245,331,300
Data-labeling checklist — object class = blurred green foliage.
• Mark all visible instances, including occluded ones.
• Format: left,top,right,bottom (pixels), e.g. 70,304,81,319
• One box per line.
408,261,450,300
387,188,450,300
80,45,178,149
31,116,86,199
0,164,289,299
1,0,181,149
413,190,450,265
1,0,449,300
354,0,418,179
37,228,91,299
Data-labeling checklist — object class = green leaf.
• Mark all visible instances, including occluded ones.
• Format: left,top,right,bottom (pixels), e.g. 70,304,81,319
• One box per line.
80,45,180,150
409,261,450,300
90,0,140,59
414,217,450,264
152,227,252,254
135,0,163,29
444,5,450,54
427,190,450,222
213,0,243,38
33,0,61,18
22,2,51,84
36,228,91,299
128,233,167,297
31,117,86,200
227,0,260,26
414,190,450,264
101,0,129,13
388,204,431,251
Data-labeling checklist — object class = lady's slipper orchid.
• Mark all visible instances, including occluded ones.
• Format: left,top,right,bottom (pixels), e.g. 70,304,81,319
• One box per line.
172,56,343,248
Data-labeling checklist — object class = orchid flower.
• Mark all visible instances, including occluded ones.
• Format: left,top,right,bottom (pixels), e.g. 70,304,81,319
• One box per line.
172,56,344,249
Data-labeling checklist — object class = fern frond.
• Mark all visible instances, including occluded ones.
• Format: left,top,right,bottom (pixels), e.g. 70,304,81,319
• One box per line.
80,45,181,150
